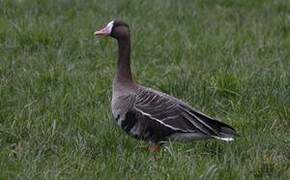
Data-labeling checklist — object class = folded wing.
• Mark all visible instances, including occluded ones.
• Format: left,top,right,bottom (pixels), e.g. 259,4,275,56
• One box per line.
134,86,236,141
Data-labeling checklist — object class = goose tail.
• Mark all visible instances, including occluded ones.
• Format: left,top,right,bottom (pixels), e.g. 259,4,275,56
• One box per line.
179,105,237,141
206,118,237,142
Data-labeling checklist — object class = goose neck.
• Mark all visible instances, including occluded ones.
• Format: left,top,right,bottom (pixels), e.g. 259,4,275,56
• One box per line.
116,36,133,83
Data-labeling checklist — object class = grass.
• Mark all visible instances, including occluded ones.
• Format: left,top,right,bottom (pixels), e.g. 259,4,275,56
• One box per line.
0,0,290,179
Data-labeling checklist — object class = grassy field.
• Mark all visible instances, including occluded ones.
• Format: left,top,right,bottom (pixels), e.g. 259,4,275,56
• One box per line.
1,0,290,179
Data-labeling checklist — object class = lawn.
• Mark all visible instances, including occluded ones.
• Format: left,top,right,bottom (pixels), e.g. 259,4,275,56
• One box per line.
0,0,290,179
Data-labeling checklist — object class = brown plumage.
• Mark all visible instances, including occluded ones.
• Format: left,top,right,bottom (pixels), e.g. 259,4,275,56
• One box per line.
94,20,237,151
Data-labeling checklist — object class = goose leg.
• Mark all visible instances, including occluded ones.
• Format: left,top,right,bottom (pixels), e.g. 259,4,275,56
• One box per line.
148,142,161,153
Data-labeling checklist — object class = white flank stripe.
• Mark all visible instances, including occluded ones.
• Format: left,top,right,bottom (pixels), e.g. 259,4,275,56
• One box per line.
134,107,189,133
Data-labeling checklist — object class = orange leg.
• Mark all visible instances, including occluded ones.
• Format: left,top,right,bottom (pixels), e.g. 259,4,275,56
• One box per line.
148,143,161,153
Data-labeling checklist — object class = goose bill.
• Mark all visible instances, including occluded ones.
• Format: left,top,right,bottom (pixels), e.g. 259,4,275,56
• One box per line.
94,21,114,37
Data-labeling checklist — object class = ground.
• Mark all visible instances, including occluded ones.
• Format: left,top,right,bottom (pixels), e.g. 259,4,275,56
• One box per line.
0,0,290,179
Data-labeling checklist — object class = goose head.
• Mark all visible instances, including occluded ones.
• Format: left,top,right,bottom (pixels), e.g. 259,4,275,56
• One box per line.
94,20,129,39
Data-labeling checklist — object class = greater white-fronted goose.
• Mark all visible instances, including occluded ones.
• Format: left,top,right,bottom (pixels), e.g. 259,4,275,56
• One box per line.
94,20,237,152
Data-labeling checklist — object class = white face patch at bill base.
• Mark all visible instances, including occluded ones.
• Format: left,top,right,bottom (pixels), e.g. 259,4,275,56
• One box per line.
105,21,114,34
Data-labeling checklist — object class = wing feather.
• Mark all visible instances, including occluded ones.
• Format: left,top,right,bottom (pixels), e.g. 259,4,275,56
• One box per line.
179,104,219,136
134,86,230,137
134,107,188,133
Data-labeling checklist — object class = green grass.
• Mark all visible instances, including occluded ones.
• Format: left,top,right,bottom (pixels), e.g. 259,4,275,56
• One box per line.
1,0,290,179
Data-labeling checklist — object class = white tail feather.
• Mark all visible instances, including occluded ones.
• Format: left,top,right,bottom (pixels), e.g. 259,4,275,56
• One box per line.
212,136,234,142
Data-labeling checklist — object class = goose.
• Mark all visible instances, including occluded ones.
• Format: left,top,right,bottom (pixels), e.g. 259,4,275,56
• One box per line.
94,20,237,152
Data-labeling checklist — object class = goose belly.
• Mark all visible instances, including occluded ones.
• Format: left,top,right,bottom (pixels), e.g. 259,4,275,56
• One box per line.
111,89,136,122
112,103,146,139
111,97,141,137
113,110,144,139
111,103,126,127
